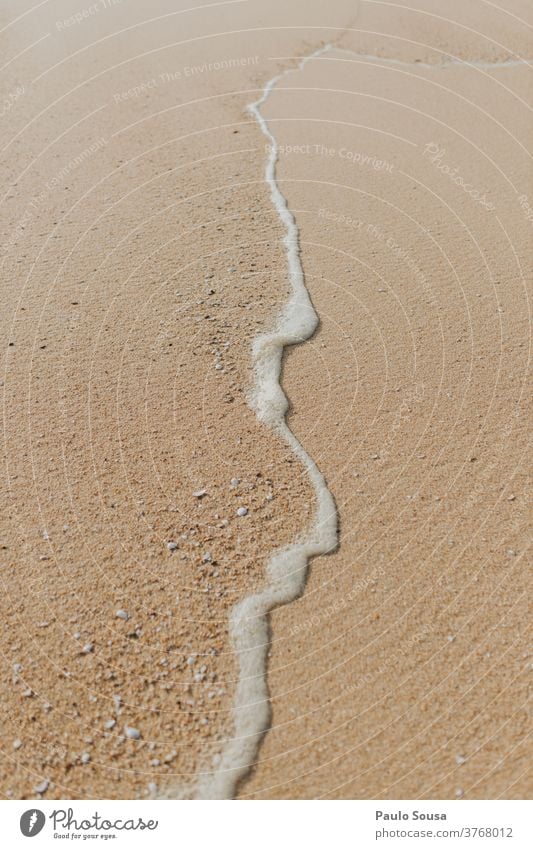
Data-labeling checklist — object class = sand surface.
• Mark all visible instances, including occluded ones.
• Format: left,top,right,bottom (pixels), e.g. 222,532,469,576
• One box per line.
0,0,531,800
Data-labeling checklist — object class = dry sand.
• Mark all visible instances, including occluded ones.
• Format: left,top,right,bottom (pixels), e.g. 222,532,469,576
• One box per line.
0,0,531,800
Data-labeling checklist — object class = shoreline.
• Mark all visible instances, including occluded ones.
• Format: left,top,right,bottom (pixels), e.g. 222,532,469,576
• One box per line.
1,0,530,801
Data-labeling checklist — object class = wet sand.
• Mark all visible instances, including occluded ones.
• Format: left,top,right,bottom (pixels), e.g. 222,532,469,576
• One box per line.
0,0,531,799
240,7,532,799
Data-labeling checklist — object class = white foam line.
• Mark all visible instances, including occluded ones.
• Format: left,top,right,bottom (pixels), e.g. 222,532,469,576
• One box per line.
269,48,532,70
331,47,532,69
195,45,338,800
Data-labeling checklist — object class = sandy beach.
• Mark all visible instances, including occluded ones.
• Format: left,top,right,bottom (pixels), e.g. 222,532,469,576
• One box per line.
0,1,531,801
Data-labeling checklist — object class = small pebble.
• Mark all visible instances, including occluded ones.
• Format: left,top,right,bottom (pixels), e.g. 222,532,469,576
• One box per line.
167,541,178,551
82,643,94,654
147,782,157,794
236,506,248,517
116,610,129,620
13,663,22,674
124,726,141,740
35,779,49,794
13,739,23,750
455,787,464,798
192,489,207,498
202,552,212,563
81,752,91,764
230,478,240,487
104,719,116,730
455,754,466,765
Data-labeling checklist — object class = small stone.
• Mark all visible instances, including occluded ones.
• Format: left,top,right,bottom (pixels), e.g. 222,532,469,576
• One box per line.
82,643,94,654
202,552,212,563
116,610,129,620
507,494,516,501
13,663,22,674
192,489,207,498
167,541,178,551
150,758,160,766
455,787,464,798
506,549,516,557
35,779,49,794
13,739,23,750
455,754,466,765
124,726,141,740
230,478,240,487
81,752,91,764
147,782,157,794
104,719,116,730
236,506,248,517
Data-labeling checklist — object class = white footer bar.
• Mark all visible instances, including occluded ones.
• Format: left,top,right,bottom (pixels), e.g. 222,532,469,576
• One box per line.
2,799,531,848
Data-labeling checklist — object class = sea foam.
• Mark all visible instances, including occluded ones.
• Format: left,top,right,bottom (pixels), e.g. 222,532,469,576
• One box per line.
195,45,338,799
